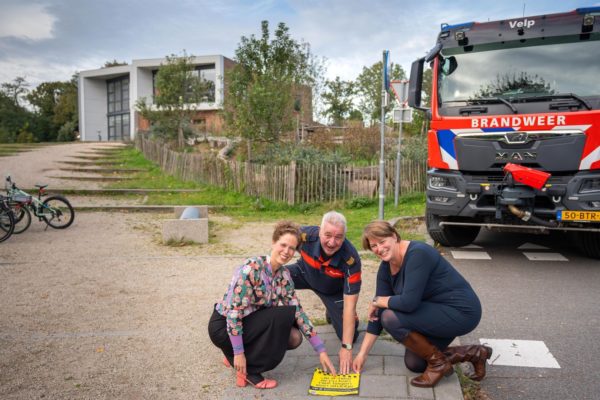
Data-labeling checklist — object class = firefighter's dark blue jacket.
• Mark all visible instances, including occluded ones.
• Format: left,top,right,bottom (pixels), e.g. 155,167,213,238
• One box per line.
295,225,362,295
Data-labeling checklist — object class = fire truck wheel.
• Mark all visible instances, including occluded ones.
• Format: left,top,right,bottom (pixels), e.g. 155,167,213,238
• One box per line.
575,231,600,259
426,209,481,247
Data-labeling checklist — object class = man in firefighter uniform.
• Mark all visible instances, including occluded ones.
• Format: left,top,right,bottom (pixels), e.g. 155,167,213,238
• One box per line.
287,211,361,374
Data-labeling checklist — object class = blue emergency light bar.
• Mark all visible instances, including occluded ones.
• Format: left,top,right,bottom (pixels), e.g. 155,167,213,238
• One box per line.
440,21,474,32
576,7,600,14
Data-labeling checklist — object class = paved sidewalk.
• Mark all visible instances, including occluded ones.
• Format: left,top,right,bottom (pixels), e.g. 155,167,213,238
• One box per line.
220,325,464,400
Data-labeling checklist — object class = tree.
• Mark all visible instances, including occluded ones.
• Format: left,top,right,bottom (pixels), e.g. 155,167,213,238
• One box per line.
136,52,213,148
26,77,79,142
223,20,319,160
355,62,405,124
476,71,555,98
0,91,31,143
321,76,355,126
1,76,29,107
53,76,79,130
103,60,128,68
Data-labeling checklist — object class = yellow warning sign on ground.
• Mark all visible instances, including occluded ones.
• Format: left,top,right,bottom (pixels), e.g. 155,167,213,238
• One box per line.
308,368,360,396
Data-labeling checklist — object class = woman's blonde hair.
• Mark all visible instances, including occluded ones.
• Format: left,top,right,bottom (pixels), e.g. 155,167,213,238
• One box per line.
361,220,401,250
272,220,301,244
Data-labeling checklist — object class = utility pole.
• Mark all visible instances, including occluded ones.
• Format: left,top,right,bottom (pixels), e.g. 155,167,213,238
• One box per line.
394,116,404,206
378,50,389,220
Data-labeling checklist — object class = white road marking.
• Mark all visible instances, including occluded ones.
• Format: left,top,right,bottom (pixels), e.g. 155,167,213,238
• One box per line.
479,338,561,368
451,251,491,260
518,243,550,250
523,252,568,261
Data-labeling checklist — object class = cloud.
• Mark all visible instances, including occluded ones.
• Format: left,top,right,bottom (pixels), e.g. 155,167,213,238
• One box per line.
0,56,102,86
0,0,591,88
0,2,56,41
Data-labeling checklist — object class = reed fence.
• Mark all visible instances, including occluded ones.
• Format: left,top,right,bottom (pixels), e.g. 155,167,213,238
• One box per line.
136,136,427,204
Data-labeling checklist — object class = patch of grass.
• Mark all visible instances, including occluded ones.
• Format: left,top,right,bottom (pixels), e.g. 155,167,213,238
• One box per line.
0,143,51,156
164,237,198,247
455,367,484,400
102,145,426,244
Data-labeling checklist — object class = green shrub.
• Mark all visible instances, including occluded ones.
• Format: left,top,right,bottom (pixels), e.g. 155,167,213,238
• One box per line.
15,127,34,143
56,120,78,142
0,128,15,143
345,197,375,209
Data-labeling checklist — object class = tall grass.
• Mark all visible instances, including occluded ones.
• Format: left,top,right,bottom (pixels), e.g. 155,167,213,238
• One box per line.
106,146,426,244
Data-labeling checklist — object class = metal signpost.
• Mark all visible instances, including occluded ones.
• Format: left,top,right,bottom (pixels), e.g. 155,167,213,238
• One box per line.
390,80,412,206
378,50,390,220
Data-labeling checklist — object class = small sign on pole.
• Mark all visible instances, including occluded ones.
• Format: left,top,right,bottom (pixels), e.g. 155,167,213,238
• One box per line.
393,108,413,123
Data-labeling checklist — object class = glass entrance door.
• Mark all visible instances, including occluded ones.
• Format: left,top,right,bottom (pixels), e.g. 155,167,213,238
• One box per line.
107,76,130,141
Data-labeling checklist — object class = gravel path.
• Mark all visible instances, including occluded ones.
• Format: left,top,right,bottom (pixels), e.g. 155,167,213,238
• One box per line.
0,211,380,399
0,142,385,399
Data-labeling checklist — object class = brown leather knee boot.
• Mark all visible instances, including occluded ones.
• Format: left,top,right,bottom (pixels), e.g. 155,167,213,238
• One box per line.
443,345,493,381
402,332,454,388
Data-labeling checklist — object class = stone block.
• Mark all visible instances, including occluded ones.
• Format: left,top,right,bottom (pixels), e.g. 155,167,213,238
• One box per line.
359,375,408,398
384,355,413,376
173,205,208,219
162,218,208,243
432,372,464,400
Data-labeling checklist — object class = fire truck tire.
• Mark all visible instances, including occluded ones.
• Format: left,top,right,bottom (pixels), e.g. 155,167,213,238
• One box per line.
575,231,600,259
426,209,480,247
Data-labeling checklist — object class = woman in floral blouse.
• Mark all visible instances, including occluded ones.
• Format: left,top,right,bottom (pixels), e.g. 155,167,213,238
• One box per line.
208,221,336,389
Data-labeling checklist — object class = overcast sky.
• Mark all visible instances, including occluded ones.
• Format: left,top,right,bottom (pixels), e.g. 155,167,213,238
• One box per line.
0,0,595,88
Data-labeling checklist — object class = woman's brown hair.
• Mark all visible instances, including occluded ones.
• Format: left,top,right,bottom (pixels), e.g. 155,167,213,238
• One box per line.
272,220,301,244
361,220,401,250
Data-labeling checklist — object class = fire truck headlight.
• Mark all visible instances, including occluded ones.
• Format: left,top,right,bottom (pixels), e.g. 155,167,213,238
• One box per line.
429,176,457,191
579,178,600,194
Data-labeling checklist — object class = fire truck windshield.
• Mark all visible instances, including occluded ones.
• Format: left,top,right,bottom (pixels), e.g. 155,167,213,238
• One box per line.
437,36,600,111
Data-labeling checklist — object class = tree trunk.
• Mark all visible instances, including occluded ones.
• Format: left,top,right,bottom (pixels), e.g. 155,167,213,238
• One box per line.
246,140,252,162
178,125,184,149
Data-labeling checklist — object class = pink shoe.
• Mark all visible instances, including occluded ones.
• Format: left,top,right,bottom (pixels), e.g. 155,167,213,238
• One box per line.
252,378,277,389
222,357,231,368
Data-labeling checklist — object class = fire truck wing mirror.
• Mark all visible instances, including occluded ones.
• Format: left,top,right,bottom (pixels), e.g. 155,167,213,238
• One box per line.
408,57,429,112
441,56,457,76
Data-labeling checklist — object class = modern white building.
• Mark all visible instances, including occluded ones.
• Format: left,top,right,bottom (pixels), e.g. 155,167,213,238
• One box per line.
78,55,234,141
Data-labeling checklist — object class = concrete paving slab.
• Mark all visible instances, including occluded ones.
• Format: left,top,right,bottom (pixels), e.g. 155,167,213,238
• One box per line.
217,324,463,399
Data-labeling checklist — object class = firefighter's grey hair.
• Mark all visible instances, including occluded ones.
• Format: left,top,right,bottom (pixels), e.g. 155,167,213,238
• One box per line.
320,211,347,234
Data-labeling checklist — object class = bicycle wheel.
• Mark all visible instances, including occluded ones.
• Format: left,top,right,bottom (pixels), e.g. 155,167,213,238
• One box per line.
11,203,32,234
41,196,75,229
0,206,15,242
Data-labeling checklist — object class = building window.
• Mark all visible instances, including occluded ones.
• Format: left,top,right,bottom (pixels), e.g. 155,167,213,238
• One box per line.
152,64,216,103
107,76,130,141
192,64,216,102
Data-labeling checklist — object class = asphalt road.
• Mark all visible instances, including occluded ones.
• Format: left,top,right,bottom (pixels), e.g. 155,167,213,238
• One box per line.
444,229,600,400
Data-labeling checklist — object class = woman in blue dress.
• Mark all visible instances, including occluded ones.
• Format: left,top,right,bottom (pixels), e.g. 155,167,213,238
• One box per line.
352,220,492,388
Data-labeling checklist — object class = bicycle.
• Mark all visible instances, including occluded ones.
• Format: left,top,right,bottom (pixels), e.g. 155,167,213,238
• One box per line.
0,195,15,242
5,175,75,232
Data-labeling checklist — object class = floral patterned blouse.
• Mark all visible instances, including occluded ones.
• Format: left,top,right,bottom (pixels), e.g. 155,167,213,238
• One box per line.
215,255,325,355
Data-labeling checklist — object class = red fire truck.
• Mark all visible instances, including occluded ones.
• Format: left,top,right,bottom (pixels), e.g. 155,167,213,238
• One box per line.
408,7,600,258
